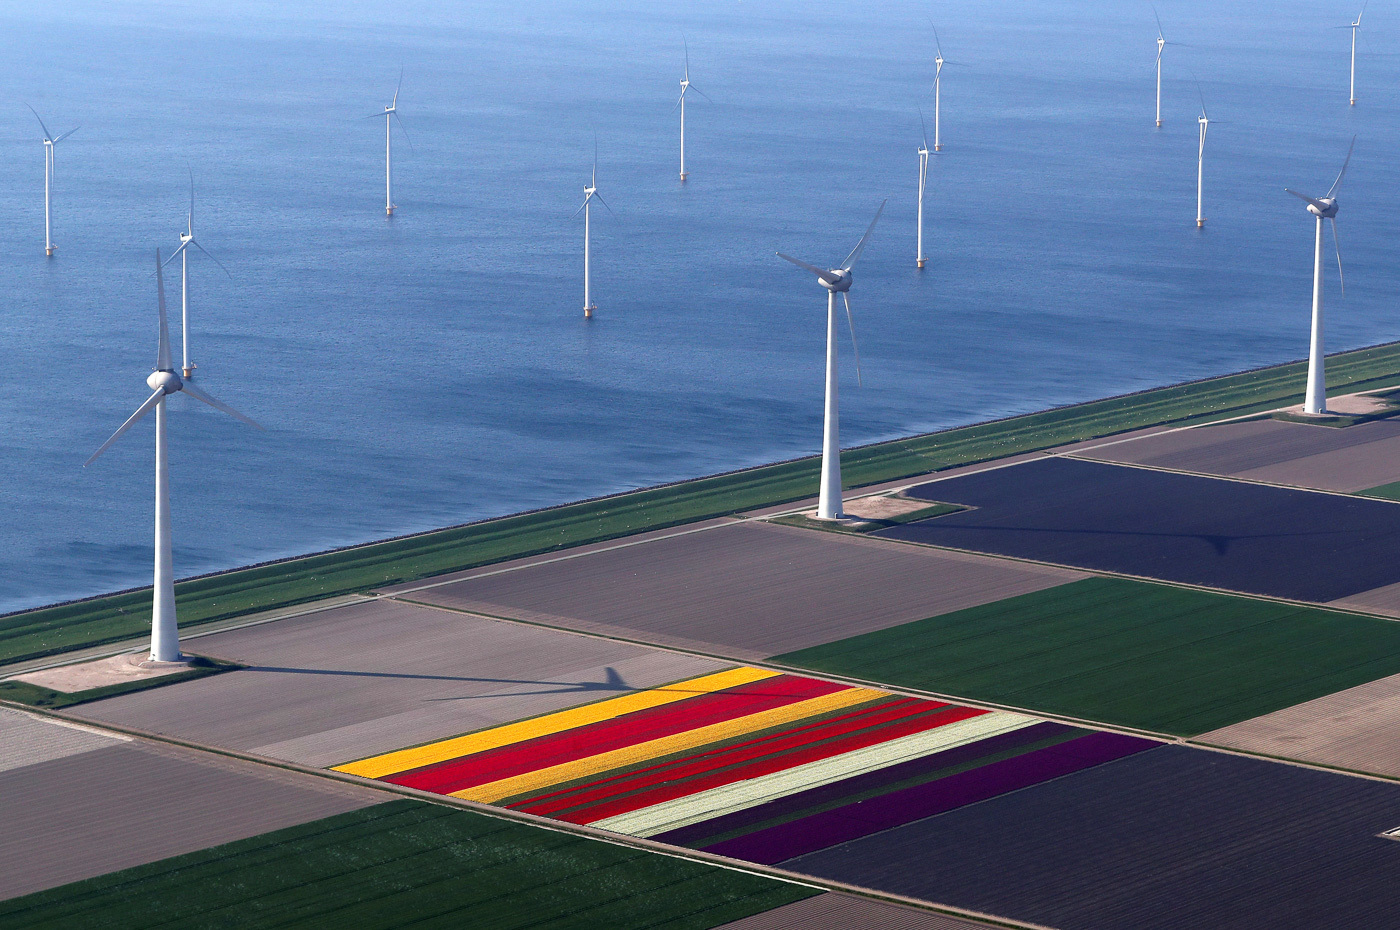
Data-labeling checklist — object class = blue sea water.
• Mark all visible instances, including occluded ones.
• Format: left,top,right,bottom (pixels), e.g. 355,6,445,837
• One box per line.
0,0,1396,613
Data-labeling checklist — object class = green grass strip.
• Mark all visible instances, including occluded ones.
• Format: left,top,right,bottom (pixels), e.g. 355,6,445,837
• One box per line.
774,577,1400,737
0,800,815,929
8,341,1400,669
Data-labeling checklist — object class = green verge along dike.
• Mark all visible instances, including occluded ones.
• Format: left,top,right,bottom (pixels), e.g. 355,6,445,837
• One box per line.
7,341,1400,668
772,577,1400,737
0,800,817,929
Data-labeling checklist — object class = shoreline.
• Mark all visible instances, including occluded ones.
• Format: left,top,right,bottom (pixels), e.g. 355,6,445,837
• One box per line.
5,338,1400,668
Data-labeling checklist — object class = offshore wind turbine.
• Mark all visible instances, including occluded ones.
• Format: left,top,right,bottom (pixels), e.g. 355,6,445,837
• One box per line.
365,71,410,215
1286,137,1355,415
932,27,946,151
1195,91,1209,227
917,109,930,268
85,250,263,663
1345,3,1367,105
26,105,78,257
675,41,712,181
163,172,232,379
1152,9,1187,127
574,141,612,319
777,201,885,520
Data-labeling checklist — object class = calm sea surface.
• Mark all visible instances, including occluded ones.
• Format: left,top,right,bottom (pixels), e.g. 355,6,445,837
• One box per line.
1,0,1396,612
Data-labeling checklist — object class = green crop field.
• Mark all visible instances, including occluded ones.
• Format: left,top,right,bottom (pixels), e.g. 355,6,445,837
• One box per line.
1359,480,1400,502
774,577,1400,736
7,341,1400,669
0,800,815,929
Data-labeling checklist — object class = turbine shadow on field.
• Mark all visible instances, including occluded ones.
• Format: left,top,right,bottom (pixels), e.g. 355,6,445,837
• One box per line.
243,664,638,698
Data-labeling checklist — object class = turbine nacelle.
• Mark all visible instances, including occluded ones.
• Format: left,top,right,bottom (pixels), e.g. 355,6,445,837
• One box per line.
1309,198,1338,219
147,370,183,395
819,269,852,293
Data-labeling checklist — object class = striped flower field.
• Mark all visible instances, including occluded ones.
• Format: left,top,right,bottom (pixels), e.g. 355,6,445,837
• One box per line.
336,667,1156,864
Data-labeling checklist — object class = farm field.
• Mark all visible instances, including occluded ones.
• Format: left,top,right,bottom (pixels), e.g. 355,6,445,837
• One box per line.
886,457,1400,602
0,800,816,930
773,577,1400,735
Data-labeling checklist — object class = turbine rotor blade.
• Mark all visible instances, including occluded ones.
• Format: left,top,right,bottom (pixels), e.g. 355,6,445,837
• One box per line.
391,110,413,150
1285,188,1328,211
181,382,265,430
1331,217,1345,296
192,239,234,280
85,389,165,466
1153,5,1165,41
1327,135,1357,199
572,195,589,219
918,106,929,150
52,125,79,144
776,252,838,285
842,293,862,388
161,241,191,267
1358,1,1368,26
393,68,403,108
592,190,614,214
841,199,887,271
689,83,714,103
25,103,52,141
684,37,690,80
156,249,172,371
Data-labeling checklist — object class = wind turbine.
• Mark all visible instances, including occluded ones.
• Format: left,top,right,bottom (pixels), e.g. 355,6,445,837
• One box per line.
1345,4,1367,105
26,105,78,257
574,141,612,319
85,250,263,663
675,41,712,181
1152,8,1187,127
1196,91,1209,228
1286,137,1355,416
917,109,931,268
932,27,946,151
366,71,410,216
777,201,885,520
162,172,232,379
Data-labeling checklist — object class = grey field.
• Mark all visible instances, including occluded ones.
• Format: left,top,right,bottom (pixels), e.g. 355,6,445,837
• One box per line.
0,708,377,900
72,598,725,768
1075,417,1400,492
395,519,1085,660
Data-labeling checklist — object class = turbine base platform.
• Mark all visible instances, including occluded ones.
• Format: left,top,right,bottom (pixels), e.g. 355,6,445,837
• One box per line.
138,653,196,669
1351,99,1357,106
45,246,54,257
584,305,596,320
679,172,687,181
933,144,942,152
182,366,195,379
1196,219,1205,228
1156,120,1162,127
917,258,926,269
386,205,395,216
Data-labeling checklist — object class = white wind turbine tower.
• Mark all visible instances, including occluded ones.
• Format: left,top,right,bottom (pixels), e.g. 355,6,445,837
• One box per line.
676,41,712,181
26,105,78,257
1286,137,1356,416
917,109,931,268
575,141,612,319
1151,9,1187,127
777,201,885,520
1345,3,1367,105
163,172,232,379
365,71,411,216
932,27,946,151
85,251,263,663
1195,91,1209,227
